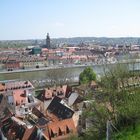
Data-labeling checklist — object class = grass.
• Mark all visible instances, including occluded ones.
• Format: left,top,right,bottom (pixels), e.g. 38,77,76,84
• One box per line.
114,123,140,140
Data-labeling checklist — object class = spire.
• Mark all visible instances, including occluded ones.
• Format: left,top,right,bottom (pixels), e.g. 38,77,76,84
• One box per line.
46,33,51,48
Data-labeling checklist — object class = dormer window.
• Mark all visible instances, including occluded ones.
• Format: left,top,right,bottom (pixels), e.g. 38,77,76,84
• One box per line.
66,125,70,134
57,91,63,96
2,83,5,86
25,108,28,112
58,128,62,136
57,91,59,96
52,92,55,97
16,101,20,106
25,81,28,85
50,129,55,138
54,133,57,137
0,89,4,92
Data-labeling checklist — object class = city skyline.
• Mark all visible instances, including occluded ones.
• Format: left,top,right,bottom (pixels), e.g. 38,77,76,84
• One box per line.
1,0,140,40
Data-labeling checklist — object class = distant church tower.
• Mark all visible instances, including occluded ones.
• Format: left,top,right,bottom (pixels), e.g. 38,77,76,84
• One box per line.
46,33,51,48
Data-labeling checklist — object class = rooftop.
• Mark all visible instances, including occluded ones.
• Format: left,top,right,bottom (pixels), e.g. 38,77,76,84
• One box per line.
0,80,34,93
47,96,74,120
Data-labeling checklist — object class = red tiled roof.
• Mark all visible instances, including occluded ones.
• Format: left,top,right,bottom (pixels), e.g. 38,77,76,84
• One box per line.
0,83,5,91
45,85,67,99
42,48,49,52
22,126,36,140
12,89,27,105
0,81,34,92
47,56,61,60
46,111,59,122
46,118,77,140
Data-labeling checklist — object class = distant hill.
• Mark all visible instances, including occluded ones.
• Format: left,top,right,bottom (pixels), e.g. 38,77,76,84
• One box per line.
1,37,140,47
53,37,140,46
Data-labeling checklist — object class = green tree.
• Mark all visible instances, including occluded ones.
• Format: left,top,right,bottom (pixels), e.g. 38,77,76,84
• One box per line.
78,63,140,140
79,67,96,84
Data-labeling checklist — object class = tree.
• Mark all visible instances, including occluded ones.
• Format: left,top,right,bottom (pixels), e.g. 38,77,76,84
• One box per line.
78,63,140,140
79,67,96,84
47,67,71,86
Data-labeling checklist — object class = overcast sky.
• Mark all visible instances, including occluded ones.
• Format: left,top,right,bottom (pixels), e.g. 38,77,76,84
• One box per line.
0,0,140,40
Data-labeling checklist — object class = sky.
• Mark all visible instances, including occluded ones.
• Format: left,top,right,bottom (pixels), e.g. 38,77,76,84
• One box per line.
0,0,140,40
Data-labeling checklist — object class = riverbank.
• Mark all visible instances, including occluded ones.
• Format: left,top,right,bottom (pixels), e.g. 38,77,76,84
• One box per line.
0,60,140,74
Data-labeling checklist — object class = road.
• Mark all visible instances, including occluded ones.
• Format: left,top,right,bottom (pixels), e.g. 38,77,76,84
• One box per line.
0,59,140,74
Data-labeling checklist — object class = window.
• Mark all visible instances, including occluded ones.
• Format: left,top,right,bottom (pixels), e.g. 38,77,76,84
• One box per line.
58,128,62,136
25,108,28,112
66,125,70,134
50,129,55,138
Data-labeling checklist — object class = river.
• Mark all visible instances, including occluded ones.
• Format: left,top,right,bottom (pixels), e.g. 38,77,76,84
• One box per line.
0,62,139,82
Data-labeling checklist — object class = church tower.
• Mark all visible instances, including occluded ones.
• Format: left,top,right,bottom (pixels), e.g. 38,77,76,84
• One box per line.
46,33,51,48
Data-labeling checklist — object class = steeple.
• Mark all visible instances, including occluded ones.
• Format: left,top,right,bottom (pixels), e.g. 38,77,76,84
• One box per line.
46,33,51,48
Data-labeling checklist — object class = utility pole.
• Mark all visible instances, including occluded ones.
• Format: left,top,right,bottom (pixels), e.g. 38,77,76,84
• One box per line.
106,120,111,140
